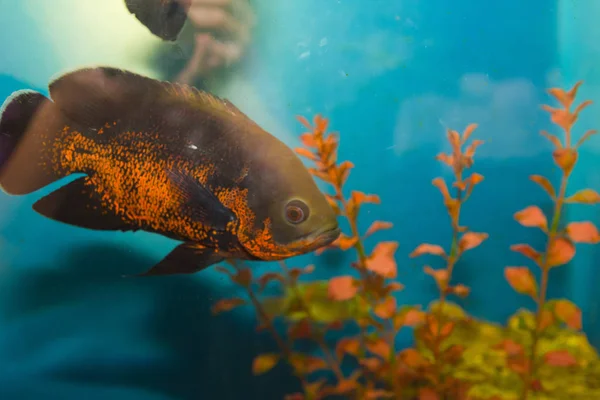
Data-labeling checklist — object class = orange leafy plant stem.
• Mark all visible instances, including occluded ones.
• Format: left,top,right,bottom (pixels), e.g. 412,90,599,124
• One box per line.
409,123,488,398
211,115,409,400
505,81,600,400
295,115,410,399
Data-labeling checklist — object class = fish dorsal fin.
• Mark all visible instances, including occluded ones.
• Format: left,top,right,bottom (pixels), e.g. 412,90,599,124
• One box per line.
48,66,158,127
161,82,255,122
48,66,255,128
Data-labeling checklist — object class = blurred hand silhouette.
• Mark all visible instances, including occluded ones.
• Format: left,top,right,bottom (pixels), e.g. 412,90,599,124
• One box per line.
175,0,255,84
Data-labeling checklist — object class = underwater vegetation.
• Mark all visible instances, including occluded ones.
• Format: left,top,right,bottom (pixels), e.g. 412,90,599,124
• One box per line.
211,81,600,399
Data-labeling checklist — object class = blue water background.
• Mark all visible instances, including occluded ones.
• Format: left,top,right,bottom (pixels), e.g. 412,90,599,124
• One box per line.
0,1,596,399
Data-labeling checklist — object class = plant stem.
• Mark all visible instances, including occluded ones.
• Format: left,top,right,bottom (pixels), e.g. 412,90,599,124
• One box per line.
231,262,310,391
520,173,568,400
279,262,346,382
384,320,403,397
244,283,312,391
430,184,463,395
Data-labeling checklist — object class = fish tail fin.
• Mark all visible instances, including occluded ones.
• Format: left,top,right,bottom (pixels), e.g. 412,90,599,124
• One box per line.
0,90,71,195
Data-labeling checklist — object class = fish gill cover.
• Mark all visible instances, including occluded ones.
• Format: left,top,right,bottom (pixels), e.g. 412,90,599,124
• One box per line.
211,82,600,399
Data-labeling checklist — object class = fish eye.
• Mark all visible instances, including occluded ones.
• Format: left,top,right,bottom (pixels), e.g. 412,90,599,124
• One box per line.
284,199,309,224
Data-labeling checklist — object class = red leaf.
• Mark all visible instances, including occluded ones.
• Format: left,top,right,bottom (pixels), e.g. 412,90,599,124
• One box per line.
575,129,598,148
451,284,470,298
399,348,429,369
462,123,478,143
395,308,426,330
424,266,449,291
510,244,542,265
366,339,391,359
504,267,537,298
299,133,316,148
288,319,312,339
328,276,358,301
540,130,563,149
386,282,405,293
464,173,484,198
211,298,246,315
288,265,315,284
336,337,361,360
258,272,284,290
530,175,556,199
464,139,484,159
552,148,578,175
547,81,582,109
303,356,328,374
334,234,359,251
351,191,381,207
554,299,582,330
419,387,440,400
364,221,393,237
327,379,359,395
566,221,600,243
565,188,600,204
458,232,488,252
365,389,395,399
410,243,446,258
295,147,318,161
544,350,578,367
360,357,382,372
540,309,556,330
547,237,576,268
514,206,548,231
374,296,397,319
366,241,399,278
432,178,451,202
542,105,578,133
447,129,461,152
232,268,253,287
494,339,524,356
252,353,280,375
215,265,235,280
296,115,313,130
435,152,454,167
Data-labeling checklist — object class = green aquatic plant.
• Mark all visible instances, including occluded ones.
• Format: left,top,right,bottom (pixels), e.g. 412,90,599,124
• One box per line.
210,82,600,399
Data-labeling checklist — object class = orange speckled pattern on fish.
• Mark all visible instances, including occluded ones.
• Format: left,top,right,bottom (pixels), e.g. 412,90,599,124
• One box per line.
44,124,219,242
40,123,316,261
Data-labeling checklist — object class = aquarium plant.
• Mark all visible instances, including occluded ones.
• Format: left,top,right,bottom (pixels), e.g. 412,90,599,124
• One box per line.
211,81,600,399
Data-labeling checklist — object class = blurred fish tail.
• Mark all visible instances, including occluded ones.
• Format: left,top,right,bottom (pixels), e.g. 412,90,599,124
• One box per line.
0,90,71,195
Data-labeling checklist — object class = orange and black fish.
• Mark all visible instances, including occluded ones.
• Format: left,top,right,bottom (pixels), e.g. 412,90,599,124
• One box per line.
0,66,340,276
124,0,190,41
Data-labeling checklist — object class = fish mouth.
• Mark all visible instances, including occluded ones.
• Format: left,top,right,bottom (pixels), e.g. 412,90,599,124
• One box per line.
308,224,341,249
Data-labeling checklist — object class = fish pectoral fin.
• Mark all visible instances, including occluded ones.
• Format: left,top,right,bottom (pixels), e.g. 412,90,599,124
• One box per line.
130,243,224,277
167,167,236,231
32,176,133,231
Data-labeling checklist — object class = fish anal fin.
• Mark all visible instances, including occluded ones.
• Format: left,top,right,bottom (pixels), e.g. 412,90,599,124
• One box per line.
32,176,132,231
167,167,235,231
131,243,224,276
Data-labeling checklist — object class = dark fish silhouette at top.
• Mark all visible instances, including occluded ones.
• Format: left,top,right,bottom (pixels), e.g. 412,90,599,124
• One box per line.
0,66,340,276
124,0,190,41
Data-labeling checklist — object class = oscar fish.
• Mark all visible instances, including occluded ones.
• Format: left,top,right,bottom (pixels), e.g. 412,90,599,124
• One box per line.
124,0,190,41
0,66,340,276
